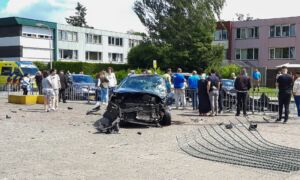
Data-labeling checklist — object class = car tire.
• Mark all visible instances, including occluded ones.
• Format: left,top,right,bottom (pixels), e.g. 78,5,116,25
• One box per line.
119,120,130,127
160,111,171,126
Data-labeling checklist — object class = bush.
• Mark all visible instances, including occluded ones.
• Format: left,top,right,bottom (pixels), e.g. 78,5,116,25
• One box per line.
115,70,129,83
206,64,241,79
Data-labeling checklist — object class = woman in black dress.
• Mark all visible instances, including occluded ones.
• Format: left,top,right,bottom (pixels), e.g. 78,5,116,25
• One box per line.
198,77,211,116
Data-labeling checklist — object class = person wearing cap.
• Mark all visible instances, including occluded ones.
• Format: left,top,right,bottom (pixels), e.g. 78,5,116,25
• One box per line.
276,66,293,123
293,71,300,118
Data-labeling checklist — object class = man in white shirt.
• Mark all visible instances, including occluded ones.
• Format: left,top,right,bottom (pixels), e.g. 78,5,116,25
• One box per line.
49,69,61,110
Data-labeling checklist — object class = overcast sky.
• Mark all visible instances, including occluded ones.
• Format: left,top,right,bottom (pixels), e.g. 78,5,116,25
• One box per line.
0,0,300,33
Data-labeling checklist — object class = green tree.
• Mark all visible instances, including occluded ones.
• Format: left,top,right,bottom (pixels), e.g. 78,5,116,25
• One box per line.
66,2,90,27
133,0,226,69
128,42,163,68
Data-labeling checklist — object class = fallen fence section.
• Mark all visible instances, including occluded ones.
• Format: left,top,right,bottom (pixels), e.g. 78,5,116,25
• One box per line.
177,118,300,173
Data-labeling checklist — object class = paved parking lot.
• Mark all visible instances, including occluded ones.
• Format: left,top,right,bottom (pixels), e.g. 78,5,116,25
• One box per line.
0,97,300,179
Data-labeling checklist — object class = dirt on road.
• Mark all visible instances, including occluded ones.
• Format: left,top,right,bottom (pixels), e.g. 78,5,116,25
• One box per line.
1,98,300,180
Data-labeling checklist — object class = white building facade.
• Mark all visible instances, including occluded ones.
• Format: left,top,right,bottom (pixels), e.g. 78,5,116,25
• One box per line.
0,17,143,64
56,24,142,64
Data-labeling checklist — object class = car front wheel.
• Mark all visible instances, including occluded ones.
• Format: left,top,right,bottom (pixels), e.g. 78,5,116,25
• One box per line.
160,111,171,126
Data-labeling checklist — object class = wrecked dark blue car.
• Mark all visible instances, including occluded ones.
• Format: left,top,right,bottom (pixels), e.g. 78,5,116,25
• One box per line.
94,74,172,133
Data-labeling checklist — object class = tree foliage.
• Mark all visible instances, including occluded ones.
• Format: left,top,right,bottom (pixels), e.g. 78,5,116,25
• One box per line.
133,0,226,69
235,13,254,21
128,42,165,68
206,64,241,79
66,2,90,27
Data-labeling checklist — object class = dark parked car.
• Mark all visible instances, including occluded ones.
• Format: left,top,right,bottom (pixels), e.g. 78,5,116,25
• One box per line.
221,79,236,110
222,79,236,94
66,74,96,100
94,74,171,133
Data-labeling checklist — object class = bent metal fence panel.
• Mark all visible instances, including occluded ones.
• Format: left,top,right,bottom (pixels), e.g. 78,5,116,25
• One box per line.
221,91,296,115
0,84,95,103
177,117,300,173
65,87,95,102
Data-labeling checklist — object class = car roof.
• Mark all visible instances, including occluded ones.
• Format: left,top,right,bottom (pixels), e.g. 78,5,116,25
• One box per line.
71,74,91,77
129,74,161,78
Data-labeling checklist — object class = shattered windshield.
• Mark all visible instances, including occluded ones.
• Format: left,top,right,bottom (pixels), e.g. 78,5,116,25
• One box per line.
119,75,167,97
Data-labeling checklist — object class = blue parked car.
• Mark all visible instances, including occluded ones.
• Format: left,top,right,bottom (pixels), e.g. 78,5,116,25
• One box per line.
66,74,96,100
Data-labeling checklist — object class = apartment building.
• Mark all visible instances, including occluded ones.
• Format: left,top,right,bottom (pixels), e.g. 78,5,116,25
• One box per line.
0,17,143,64
232,16,300,69
213,21,233,61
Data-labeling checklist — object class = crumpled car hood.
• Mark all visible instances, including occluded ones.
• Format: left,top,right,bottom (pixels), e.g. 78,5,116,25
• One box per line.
114,87,165,99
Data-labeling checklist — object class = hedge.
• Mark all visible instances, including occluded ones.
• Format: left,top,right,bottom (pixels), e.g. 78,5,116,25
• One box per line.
34,61,129,75
33,61,49,71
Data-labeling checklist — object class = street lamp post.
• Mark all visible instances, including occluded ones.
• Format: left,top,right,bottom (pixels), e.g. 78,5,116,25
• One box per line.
36,23,53,69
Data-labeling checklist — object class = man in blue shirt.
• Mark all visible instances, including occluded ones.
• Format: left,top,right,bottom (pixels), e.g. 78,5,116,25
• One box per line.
173,68,186,109
252,68,261,92
188,71,200,110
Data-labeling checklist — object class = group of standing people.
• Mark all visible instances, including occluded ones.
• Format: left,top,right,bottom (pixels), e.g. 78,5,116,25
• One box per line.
183,65,300,124
36,69,69,112
170,67,253,118
167,68,223,115
95,67,117,105
197,69,223,116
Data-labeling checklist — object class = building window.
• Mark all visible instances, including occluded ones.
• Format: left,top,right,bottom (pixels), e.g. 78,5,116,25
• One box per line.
214,29,228,41
59,49,78,60
108,53,123,62
235,48,259,60
58,30,78,42
269,47,295,59
129,39,141,47
236,27,259,39
85,34,102,44
108,36,123,46
22,33,52,39
85,51,102,61
270,24,296,38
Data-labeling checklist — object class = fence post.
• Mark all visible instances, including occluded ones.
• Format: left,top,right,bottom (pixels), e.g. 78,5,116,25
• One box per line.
87,86,90,104
252,90,255,114
7,84,11,96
